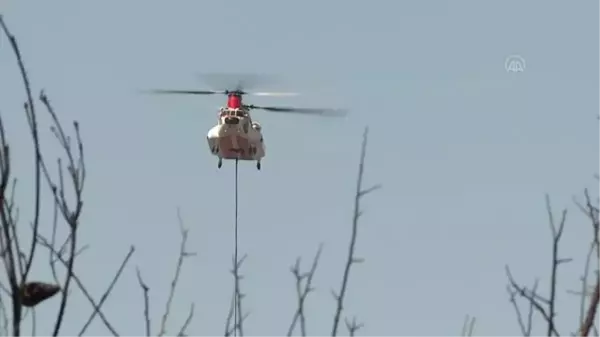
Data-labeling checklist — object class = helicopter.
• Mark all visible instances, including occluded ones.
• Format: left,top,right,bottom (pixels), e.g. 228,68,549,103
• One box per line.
147,75,344,170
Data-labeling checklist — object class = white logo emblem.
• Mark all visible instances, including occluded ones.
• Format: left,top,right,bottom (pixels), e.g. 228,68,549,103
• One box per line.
505,55,526,73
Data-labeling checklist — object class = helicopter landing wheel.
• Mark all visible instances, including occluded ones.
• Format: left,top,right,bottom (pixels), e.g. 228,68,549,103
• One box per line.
218,158,223,169
256,161,261,170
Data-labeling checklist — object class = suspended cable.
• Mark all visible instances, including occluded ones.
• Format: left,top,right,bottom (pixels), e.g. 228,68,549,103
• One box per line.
233,158,239,337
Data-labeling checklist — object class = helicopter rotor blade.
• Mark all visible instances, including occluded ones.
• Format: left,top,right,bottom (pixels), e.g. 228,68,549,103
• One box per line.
247,105,347,117
144,89,298,97
196,72,282,92
143,89,225,95
250,92,300,97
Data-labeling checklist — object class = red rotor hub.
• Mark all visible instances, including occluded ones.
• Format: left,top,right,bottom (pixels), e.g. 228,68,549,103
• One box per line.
227,94,242,109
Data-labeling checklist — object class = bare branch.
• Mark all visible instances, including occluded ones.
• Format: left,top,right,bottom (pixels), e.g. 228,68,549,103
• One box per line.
30,308,35,337
79,246,135,335
224,254,248,337
0,13,42,293
578,189,600,337
177,303,195,337
507,280,538,336
157,209,195,337
136,209,195,337
136,268,151,337
504,195,574,337
0,15,28,336
223,291,235,337
460,315,476,336
571,239,598,331
331,126,379,337
505,265,560,336
545,195,568,337
0,292,8,336
287,243,323,337
36,93,86,337
37,236,119,335
344,316,364,337
0,17,82,337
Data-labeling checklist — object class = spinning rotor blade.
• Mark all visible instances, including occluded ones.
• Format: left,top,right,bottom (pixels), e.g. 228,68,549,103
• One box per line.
145,89,297,97
144,89,225,95
247,105,347,117
196,72,282,92
249,92,299,97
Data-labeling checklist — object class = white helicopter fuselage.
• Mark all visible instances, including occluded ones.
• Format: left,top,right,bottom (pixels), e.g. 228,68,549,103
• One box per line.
206,108,266,169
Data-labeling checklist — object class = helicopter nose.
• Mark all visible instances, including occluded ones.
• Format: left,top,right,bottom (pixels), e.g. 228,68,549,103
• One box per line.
224,117,240,125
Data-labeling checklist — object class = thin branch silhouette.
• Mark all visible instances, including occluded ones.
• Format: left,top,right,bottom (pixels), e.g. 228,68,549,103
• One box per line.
287,244,323,337
461,315,477,336
134,210,195,337
331,127,380,337
504,195,569,337
224,254,249,337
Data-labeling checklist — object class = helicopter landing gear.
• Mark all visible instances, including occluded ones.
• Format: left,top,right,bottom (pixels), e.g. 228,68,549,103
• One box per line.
256,161,261,170
217,158,222,169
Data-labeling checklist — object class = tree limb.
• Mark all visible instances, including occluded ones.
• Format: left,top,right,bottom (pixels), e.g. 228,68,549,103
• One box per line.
331,127,379,337
135,210,196,337
78,246,135,336
37,236,119,336
136,268,151,337
578,189,600,336
460,315,477,336
224,254,248,337
157,209,195,337
504,195,572,337
287,244,323,337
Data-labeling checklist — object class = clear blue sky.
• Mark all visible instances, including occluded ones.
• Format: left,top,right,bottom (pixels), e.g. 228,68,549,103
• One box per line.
0,1,598,335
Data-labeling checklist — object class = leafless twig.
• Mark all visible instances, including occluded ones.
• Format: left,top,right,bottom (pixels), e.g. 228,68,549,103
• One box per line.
507,280,538,336
460,315,477,336
136,268,151,337
224,254,248,337
135,212,197,336
331,127,380,337
571,240,598,329
0,16,88,337
344,316,363,337
157,209,196,337
37,92,86,337
0,14,42,291
78,246,135,336
224,291,235,337
177,303,195,337
0,15,30,336
576,189,600,336
504,195,570,337
37,236,119,336
287,244,323,337
0,293,8,336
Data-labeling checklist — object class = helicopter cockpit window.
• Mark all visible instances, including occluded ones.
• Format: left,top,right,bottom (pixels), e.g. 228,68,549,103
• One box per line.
235,110,245,117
